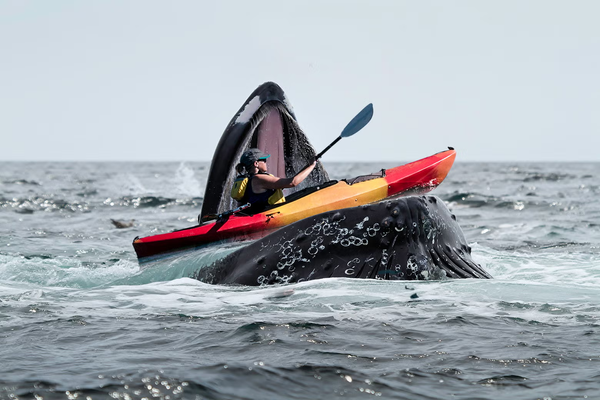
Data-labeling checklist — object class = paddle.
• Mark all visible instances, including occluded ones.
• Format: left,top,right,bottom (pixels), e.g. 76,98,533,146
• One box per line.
297,103,374,175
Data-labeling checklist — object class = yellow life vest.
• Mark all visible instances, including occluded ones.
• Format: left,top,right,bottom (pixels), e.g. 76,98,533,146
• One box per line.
230,175,248,201
230,174,286,205
267,188,286,205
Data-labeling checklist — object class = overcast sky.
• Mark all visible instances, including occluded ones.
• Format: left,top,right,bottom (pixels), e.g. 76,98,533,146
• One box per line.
1,1,599,162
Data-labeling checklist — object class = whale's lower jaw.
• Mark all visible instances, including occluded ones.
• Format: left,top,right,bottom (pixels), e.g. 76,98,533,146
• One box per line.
192,195,492,285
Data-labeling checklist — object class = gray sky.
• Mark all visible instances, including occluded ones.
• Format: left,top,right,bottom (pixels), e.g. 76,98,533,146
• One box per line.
2,1,599,162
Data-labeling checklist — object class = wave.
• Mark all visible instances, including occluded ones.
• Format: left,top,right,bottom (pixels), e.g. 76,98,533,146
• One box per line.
443,192,541,211
441,190,597,216
2,179,41,186
3,269,600,326
520,171,576,182
0,239,244,289
0,195,204,214
0,254,139,289
0,195,91,213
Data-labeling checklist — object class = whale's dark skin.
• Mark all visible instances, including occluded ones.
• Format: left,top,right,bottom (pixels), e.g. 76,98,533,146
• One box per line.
192,196,492,285
201,82,329,219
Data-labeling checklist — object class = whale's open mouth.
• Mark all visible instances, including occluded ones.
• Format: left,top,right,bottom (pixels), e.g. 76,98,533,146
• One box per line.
239,101,326,182
201,83,330,218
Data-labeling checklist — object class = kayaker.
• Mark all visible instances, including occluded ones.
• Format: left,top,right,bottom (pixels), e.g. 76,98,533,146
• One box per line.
232,148,316,212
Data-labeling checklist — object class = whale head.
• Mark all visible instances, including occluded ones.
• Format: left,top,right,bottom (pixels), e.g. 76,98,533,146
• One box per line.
201,82,330,218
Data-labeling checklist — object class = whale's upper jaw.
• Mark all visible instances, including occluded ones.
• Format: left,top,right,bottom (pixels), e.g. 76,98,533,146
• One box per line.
232,82,296,126
200,82,329,218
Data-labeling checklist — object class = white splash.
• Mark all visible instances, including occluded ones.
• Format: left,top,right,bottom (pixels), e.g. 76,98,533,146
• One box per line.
175,162,202,197
114,173,150,195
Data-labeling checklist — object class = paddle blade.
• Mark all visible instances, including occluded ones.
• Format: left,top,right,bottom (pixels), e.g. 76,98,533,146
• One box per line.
340,103,373,138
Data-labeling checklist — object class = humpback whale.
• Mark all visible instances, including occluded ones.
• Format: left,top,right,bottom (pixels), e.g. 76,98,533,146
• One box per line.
201,82,330,219
134,82,490,284
192,196,492,285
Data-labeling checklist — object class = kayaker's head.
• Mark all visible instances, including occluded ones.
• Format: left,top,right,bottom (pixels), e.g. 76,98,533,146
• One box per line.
240,148,270,174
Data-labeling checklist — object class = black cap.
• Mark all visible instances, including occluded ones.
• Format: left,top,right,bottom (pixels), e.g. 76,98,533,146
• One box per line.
240,148,270,167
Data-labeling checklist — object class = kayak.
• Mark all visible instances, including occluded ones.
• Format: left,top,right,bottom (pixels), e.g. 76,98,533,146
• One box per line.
133,148,456,260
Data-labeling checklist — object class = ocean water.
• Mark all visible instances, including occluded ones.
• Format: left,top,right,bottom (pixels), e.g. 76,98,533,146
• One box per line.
1,160,599,400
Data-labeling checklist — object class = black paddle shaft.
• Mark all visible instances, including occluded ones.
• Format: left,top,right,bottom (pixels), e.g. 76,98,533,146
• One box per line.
295,103,373,176
295,136,342,175
315,136,342,160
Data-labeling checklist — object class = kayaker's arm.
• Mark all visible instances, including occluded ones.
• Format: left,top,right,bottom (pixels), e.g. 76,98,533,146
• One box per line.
255,162,316,190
